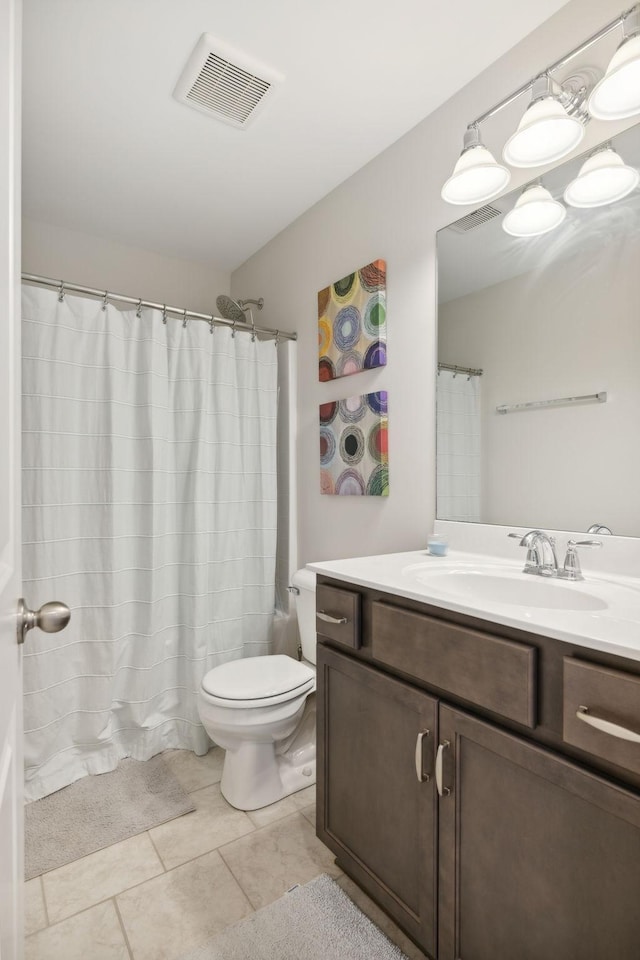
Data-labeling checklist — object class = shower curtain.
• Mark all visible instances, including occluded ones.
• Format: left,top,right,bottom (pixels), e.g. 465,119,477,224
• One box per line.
436,369,481,521
22,285,278,801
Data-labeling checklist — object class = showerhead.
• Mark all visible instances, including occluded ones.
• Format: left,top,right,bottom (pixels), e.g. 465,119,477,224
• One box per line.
216,295,247,324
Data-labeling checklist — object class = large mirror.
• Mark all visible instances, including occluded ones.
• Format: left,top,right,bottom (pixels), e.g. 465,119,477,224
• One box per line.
436,121,640,537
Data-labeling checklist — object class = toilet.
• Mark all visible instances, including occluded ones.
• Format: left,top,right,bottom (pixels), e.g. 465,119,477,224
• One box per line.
197,568,317,811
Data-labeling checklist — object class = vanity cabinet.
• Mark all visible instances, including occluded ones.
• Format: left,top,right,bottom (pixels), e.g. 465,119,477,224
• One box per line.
316,580,640,960
317,644,438,955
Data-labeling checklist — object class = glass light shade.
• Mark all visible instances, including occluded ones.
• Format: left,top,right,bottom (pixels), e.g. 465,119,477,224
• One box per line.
503,97,585,168
564,147,639,207
588,34,640,120
441,144,511,205
503,184,566,237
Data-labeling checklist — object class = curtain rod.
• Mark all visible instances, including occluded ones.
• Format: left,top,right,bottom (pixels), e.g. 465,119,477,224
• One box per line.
21,273,297,343
438,362,483,377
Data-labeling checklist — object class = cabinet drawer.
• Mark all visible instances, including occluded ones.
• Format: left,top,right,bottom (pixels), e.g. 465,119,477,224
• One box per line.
563,658,640,776
371,601,536,727
316,584,361,650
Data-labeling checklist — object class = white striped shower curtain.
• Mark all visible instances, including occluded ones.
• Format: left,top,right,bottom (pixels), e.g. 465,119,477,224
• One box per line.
22,285,278,800
436,369,481,521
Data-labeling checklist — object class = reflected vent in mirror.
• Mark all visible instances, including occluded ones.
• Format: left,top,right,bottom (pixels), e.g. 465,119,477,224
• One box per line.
449,204,501,234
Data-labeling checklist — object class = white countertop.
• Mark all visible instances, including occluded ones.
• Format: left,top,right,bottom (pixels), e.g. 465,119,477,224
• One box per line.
307,549,640,663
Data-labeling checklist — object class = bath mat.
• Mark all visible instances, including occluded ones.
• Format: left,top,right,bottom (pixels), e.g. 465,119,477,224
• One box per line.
178,874,409,960
25,755,195,879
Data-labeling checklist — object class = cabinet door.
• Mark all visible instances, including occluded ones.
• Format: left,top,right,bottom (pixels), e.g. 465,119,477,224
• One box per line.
438,705,640,960
317,644,438,955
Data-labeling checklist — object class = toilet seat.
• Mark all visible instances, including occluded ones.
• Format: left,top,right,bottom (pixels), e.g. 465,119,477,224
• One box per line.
201,655,315,709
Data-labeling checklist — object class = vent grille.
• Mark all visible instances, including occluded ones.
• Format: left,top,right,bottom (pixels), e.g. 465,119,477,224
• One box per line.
449,204,501,233
174,34,284,129
187,54,271,124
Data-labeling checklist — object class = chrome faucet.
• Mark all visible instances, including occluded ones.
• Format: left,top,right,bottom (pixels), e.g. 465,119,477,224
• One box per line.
559,539,602,581
508,530,558,577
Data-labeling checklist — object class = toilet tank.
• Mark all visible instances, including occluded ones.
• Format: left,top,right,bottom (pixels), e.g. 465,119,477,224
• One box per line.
291,568,317,665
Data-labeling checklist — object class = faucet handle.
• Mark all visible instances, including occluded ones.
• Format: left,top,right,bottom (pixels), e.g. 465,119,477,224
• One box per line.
561,539,602,581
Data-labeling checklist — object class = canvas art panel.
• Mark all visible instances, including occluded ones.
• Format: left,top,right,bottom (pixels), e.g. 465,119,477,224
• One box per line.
318,259,386,381
320,391,389,496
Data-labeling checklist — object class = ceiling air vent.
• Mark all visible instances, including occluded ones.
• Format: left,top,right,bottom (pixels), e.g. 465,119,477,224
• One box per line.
449,204,502,234
173,34,284,129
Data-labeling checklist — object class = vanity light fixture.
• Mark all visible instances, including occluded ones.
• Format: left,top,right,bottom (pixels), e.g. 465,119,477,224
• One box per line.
589,6,640,120
441,4,640,205
564,144,639,207
502,183,566,237
503,75,585,168
441,126,511,205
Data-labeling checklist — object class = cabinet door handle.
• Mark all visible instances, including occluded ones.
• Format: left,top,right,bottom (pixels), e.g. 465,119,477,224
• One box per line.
415,730,430,783
317,611,348,625
576,706,640,743
435,740,451,797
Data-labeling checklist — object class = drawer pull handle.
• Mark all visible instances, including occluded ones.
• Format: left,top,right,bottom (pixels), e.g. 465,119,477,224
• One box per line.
415,730,430,783
317,611,348,625
576,706,640,743
435,740,451,797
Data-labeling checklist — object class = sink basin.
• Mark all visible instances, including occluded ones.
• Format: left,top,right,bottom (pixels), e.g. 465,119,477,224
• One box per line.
403,564,608,612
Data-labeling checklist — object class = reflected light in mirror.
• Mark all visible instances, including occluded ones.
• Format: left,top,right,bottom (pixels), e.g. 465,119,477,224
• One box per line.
502,183,566,237
564,146,639,208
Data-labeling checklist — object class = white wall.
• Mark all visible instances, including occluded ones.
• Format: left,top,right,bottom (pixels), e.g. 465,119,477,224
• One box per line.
439,230,640,536
22,218,230,312
231,0,637,565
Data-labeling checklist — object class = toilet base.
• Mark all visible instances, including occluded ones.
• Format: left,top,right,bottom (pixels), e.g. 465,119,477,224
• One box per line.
220,696,316,811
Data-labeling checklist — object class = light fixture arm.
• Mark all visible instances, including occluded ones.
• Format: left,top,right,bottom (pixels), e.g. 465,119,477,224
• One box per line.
471,5,638,129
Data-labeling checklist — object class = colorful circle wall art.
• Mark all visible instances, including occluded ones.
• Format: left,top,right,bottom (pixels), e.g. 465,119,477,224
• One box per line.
318,259,386,381
319,391,389,497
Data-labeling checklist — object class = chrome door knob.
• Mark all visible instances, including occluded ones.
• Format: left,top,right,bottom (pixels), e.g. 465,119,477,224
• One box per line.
17,598,71,645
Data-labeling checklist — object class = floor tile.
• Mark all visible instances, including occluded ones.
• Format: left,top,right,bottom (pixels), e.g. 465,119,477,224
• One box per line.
246,794,301,828
162,747,224,793
336,875,429,960
117,849,252,960
291,784,316,808
219,811,341,909
246,784,317,828
149,784,255,870
25,877,47,936
25,900,128,960
300,802,316,826
42,832,163,924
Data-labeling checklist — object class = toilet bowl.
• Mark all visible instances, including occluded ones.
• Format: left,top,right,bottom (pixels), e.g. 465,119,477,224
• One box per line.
197,568,317,811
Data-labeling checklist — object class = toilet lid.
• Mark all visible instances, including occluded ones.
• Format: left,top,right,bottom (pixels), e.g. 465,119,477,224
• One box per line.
202,655,315,701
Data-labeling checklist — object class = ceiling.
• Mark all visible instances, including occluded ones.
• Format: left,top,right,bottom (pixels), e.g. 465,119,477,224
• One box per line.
22,0,571,271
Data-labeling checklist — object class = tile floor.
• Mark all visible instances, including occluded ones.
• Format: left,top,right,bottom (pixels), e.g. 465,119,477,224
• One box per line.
24,748,428,960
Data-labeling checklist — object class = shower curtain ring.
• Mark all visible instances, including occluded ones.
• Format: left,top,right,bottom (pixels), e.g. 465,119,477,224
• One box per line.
231,317,237,338
274,330,279,348
162,305,168,325
209,318,214,334
57,281,65,303
249,309,256,342
102,291,109,311
182,308,188,328
136,299,143,318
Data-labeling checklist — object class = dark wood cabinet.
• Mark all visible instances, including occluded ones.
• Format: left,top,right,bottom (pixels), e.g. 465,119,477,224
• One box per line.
317,643,439,956
438,704,640,960
316,576,640,960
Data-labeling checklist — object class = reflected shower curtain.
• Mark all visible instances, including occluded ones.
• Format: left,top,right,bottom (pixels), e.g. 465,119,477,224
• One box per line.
436,369,481,521
22,285,278,800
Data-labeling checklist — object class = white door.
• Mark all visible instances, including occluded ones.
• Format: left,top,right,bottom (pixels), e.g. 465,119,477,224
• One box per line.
0,0,22,957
